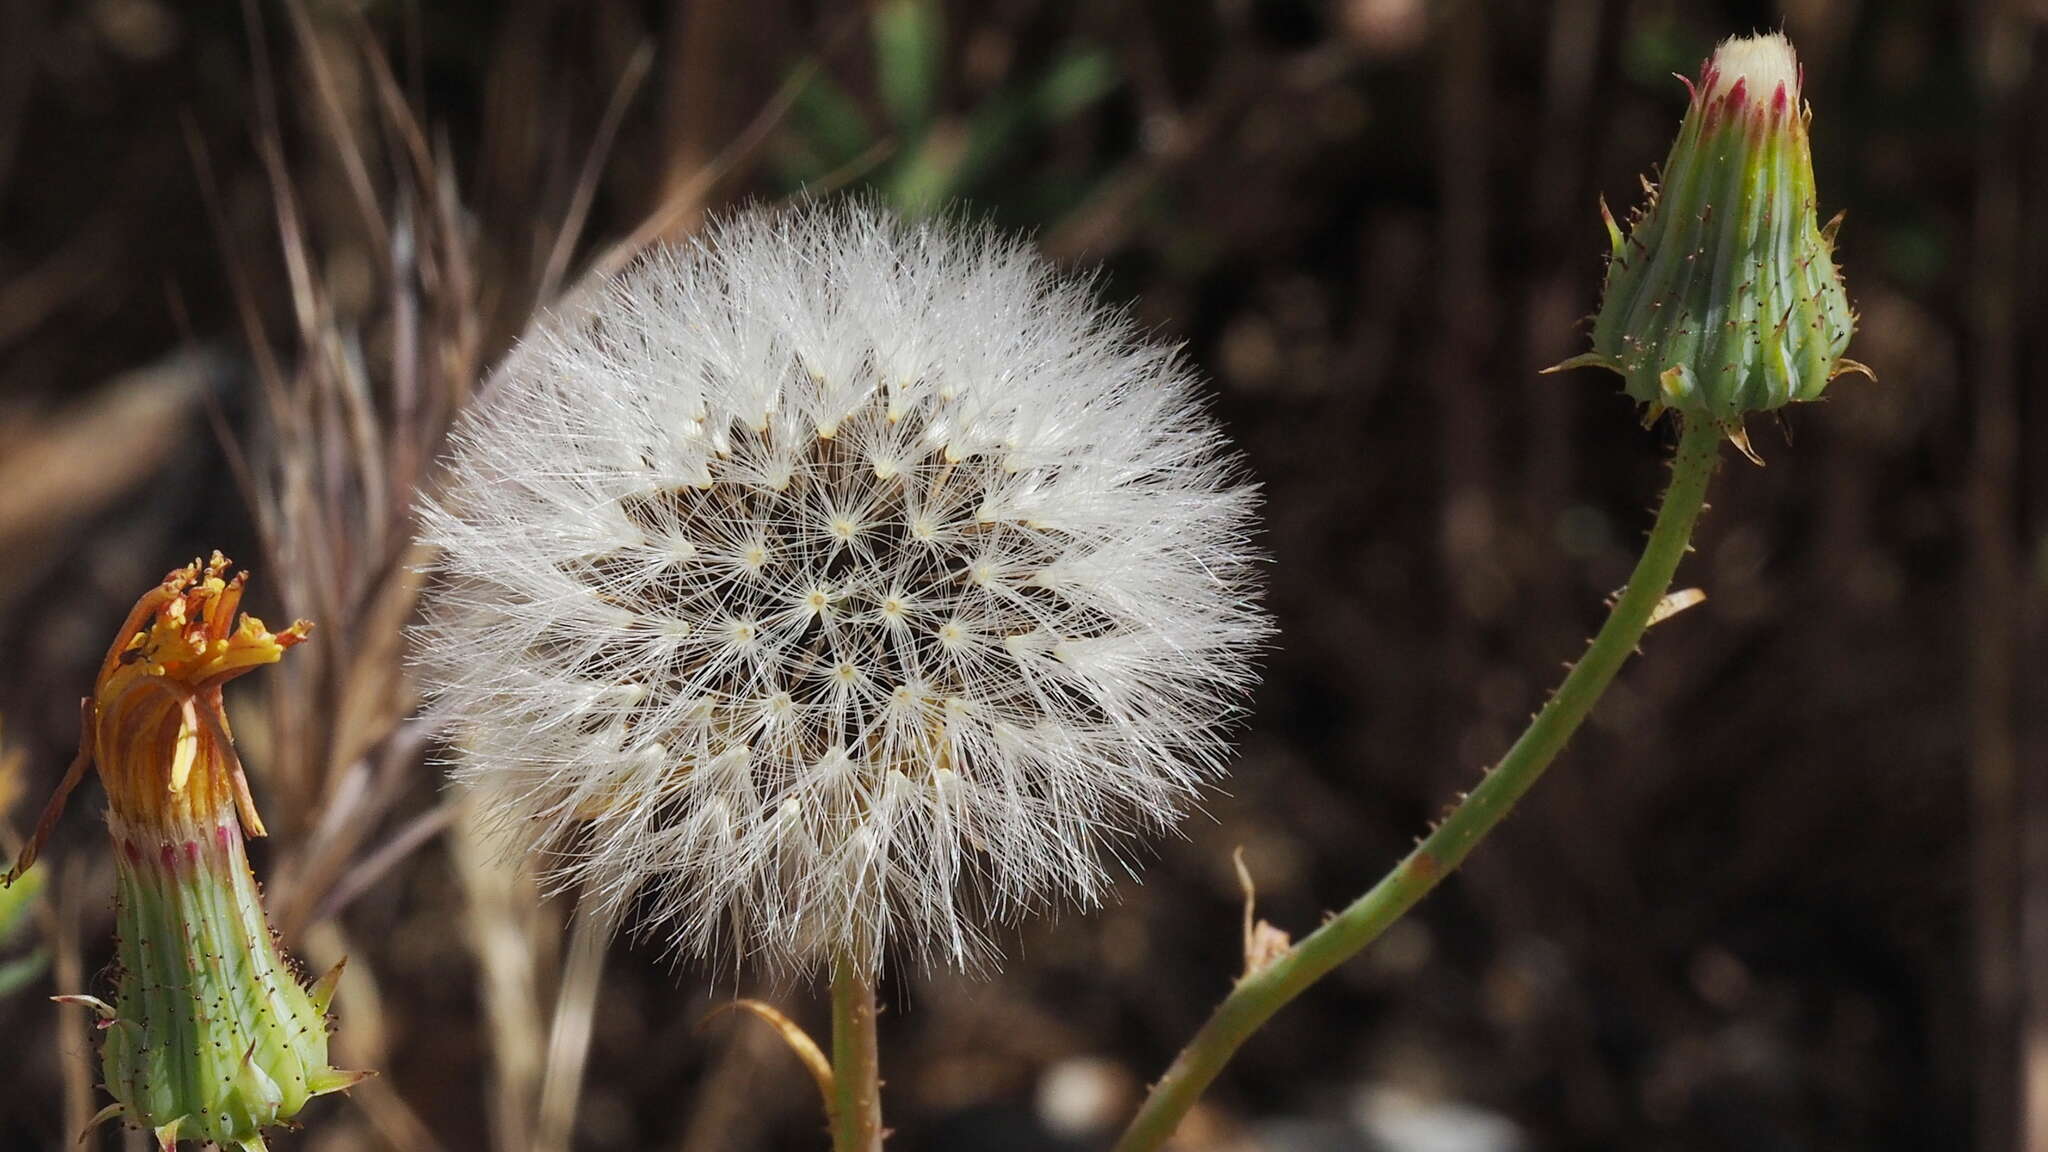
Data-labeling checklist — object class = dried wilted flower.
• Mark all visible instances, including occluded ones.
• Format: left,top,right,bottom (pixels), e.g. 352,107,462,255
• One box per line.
1554,32,1869,454
9,554,365,1151
417,200,1266,975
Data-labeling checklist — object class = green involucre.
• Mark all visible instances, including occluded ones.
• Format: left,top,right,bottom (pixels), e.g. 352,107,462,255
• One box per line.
99,820,360,1150
1564,37,1866,436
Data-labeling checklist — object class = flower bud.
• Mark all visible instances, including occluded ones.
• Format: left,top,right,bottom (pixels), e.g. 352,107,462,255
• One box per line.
10,555,365,1150
1552,33,1870,455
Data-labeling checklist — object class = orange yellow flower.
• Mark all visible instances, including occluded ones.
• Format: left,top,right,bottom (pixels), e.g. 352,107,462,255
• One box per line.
93,551,309,834
7,553,364,1152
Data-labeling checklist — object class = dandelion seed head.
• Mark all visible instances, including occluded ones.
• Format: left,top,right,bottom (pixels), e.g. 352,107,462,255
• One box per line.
417,199,1268,975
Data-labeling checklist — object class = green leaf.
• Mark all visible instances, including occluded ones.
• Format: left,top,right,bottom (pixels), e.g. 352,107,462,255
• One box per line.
788,65,877,171
883,128,964,215
0,949,47,999
1028,47,1118,121
0,864,44,943
951,45,1119,196
873,0,942,133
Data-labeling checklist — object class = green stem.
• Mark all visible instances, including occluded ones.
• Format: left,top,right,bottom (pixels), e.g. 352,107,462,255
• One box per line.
828,955,884,1152
1112,416,1724,1152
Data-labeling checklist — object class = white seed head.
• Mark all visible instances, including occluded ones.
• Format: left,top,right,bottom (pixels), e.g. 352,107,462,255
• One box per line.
416,199,1268,975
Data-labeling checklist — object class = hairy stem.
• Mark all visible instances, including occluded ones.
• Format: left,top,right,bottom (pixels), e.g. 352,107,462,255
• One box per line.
828,955,884,1152
1112,416,1724,1152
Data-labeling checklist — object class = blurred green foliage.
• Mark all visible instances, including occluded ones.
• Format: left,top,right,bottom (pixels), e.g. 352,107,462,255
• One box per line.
773,0,1118,214
0,865,48,1001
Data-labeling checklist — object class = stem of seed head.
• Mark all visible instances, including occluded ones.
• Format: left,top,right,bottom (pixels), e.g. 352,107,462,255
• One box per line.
827,954,885,1152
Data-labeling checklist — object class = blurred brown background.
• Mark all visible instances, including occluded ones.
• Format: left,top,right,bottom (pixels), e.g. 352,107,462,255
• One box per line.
0,0,2042,1149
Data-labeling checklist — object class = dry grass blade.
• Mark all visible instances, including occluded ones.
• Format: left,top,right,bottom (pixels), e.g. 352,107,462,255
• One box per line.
535,899,615,1152
537,42,655,304
351,1076,452,1152
275,714,434,937
455,801,551,1152
226,7,478,892
51,860,90,1144
702,999,837,1109
0,224,110,350
584,51,830,288
312,800,459,926
278,0,391,255
0,355,210,566
182,11,493,1147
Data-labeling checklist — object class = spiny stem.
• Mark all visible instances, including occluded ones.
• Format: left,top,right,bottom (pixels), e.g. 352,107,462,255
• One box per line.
828,954,884,1152
1111,416,1725,1152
